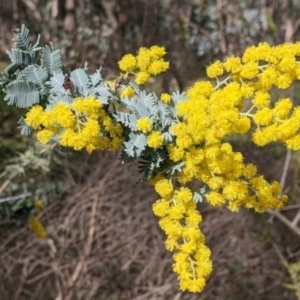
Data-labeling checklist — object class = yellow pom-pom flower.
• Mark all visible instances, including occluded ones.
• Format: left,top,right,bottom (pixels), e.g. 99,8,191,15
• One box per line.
136,117,152,133
147,131,164,148
135,71,150,84
154,179,173,197
118,54,137,72
206,60,224,78
25,105,44,129
160,93,171,104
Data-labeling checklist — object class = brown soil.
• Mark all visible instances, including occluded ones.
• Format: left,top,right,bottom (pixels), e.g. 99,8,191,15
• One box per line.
0,146,299,300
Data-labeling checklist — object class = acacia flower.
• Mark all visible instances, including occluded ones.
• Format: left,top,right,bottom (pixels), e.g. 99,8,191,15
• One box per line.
136,117,152,133
118,54,137,72
147,131,164,148
160,93,171,103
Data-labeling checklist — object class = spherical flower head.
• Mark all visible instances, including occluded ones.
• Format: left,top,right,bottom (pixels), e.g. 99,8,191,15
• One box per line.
234,117,251,134
82,119,100,138
25,105,44,129
149,45,166,59
41,110,56,127
174,187,193,203
240,83,255,98
120,86,135,99
206,60,224,78
160,93,171,104
240,61,259,79
118,53,137,72
134,71,150,84
243,164,257,178
274,98,292,119
53,102,76,129
185,147,204,164
252,91,270,109
137,47,152,70
276,73,293,89
252,128,274,146
68,132,87,151
242,45,261,63
167,145,184,162
84,97,102,116
206,191,225,207
59,128,76,147
168,203,186,220
154,179,173,197
36,129,54,144
223,181,246,201
253,107,273,126
187,81,214,98
152,199,170,217
207,177,224,190
148,59,169,75
276,117,299,140
71,97,86,113
147,131,164,148
223,56,242,73
277,55,296,72
286,134,300,150
136,117,152,133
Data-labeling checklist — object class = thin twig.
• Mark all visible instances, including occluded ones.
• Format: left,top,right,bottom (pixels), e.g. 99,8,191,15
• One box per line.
268,209,300,237
280,149,291,188
0,192,32,204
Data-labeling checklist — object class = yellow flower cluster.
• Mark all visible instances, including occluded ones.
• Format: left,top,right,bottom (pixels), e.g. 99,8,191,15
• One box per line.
207,42,300,150
25,96,123,153
171,43,296,214
118,45,169,85
152,178,212,292
23,42,300,294
148,42,300,292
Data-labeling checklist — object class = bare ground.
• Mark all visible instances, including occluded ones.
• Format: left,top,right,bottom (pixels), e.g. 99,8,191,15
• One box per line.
0,146,299,300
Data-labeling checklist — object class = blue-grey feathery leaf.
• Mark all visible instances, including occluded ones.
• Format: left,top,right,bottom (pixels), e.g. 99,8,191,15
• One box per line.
6,49,34,66
172,90,187,103
71,68,90,95
18,117,34,135
193,192,203,203
22,65,48,87
48,72,65,93
90,69,102,86
4,80,39,108
114,112,137,131
124,133,147,157
12,24,33,52
41,45,62,74
129,81,140,94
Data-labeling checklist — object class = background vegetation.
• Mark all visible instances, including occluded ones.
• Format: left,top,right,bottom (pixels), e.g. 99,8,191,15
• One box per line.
1,0,300,299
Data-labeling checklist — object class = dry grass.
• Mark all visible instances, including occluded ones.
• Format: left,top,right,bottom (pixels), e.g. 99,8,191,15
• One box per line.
0,149,298,300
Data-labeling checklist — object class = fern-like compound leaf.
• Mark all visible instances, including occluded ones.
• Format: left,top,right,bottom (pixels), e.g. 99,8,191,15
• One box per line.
22,65,48,87
90,69,102,87
12,24,33,52
41,45,63,74
123,133,147,157
18,117,34,135
48,71,65,93
71,68,90,96
6,49,34,67
4,80,39,108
